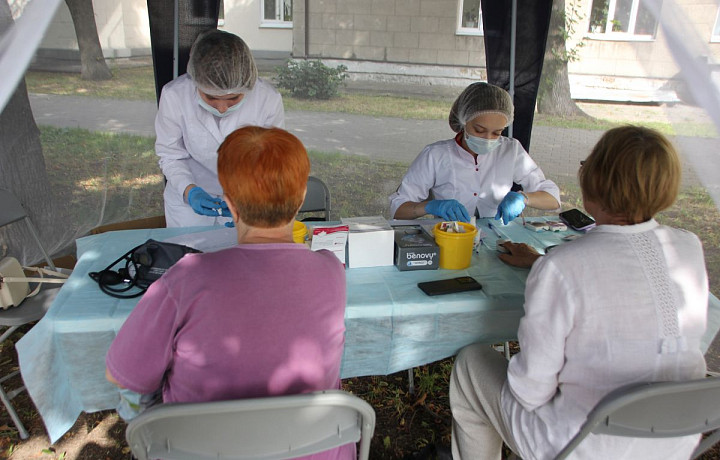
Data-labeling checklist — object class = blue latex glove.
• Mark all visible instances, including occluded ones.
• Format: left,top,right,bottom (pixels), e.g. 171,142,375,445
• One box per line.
219,201,235,227
187,186,223,216
219,201,232,218
495,191,526,225
425,199,470,223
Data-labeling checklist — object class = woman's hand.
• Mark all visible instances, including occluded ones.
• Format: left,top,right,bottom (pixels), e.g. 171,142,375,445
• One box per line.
495,191,526,225
425,199,471,222
498,241,542,268
187,186,224,216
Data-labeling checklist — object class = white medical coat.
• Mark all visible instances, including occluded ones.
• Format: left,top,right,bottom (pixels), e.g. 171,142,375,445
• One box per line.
388,136,560,219
155,74,285,227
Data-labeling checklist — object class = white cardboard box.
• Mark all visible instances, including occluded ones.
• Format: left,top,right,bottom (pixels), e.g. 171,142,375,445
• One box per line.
341,216,395,268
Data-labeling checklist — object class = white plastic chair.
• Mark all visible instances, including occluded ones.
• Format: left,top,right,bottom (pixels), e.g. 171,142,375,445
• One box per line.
555,376,720,460
126,389,376,460
0,188,64,439
299,176,331,221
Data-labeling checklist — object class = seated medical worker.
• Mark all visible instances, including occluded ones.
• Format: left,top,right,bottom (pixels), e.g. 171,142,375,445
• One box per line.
156,29,285,227
107,126,353,460
389,82,560,224
450,126,709,460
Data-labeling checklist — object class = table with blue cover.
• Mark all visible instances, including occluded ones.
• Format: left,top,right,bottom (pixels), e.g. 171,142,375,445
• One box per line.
16,218,720,443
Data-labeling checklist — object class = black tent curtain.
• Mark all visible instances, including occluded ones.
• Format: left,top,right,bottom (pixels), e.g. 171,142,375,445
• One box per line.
481,0,553,153
146,0,220,104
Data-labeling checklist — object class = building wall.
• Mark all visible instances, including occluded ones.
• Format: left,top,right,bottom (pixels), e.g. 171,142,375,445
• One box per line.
568,0,720,100
290,0,720,100
32,0,720,101
222,0,292,53
291,0,486,83
36,0,291,59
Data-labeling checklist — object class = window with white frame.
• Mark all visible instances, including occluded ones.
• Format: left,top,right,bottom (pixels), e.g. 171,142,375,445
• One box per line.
588,0,659,38
262,0,292,25
458,0,483,35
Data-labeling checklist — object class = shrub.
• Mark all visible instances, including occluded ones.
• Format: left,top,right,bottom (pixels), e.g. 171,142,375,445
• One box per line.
275,59,348,99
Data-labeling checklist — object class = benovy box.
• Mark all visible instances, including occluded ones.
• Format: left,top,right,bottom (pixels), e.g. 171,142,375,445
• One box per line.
393,225,439,271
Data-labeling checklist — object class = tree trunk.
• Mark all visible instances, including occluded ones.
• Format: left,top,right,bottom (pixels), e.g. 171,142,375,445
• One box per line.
537,0,587,117
0,1,65,264
65,0,112,81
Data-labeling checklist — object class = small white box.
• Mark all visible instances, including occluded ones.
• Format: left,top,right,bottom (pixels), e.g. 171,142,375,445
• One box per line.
341,216,395,268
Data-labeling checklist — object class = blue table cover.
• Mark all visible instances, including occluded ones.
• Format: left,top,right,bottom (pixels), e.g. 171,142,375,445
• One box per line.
16,218,720,442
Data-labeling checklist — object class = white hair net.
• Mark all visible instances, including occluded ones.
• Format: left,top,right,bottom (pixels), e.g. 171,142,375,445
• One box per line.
187,30,258,96
449,82,514,133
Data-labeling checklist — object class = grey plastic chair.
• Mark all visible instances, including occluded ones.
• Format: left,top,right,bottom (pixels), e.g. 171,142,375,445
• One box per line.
299,176,331,221
126,389,376,460
0,189,56,271
555,376,720,460
0,188,63,439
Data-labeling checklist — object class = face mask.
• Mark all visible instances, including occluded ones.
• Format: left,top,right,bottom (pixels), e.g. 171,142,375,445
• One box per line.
196,94,245,118
464,131,500,155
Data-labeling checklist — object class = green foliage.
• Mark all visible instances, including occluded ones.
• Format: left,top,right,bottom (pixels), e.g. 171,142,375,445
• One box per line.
275,59,348,99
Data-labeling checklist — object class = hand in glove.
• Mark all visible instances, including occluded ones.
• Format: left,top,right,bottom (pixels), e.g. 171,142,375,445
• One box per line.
494,191,526,225
187,186,223,216
425,199,470,223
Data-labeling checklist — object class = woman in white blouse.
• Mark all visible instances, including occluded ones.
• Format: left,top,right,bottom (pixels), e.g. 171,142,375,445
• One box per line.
389,83,560,224
450,125,709,460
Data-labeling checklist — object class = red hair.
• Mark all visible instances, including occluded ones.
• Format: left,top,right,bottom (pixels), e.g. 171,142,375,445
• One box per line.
218,126,310,227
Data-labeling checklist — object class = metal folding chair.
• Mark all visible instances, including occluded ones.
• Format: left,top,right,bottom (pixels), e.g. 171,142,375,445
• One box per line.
126,389,376,460
298,176,331,221
0,188,64,439
555,376,720,460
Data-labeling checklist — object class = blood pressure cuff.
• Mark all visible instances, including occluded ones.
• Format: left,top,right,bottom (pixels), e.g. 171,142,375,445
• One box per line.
89,239,201,298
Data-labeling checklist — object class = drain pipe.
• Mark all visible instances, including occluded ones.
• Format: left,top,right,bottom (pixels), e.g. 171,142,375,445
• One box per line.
304,0,309,57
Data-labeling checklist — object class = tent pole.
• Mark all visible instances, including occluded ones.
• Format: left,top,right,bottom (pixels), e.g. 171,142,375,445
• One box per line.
173,0,179,79
508,0,516,137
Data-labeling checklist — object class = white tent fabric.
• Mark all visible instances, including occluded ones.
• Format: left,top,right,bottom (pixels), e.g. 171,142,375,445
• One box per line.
0,0,63,113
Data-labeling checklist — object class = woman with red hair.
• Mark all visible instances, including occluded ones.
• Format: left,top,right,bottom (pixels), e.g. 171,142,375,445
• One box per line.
107,127,352,459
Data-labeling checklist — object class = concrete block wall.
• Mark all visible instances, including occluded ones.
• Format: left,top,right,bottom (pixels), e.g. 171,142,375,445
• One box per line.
293,0,485,68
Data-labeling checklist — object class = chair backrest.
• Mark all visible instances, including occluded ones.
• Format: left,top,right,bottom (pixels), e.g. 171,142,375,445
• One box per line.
299,176,331,221
0,188,56,270
126,389,376,460
555,377,720,460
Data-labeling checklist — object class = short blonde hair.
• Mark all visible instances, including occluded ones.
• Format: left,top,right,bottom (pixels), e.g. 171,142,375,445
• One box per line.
579,125,681,223
218,126,309,227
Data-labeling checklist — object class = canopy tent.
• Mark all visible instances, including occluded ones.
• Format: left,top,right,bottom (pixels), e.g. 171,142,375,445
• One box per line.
1,0,720,271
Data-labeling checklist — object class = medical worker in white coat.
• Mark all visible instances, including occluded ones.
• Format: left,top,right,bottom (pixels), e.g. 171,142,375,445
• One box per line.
156,30,285,227
389,83,560,224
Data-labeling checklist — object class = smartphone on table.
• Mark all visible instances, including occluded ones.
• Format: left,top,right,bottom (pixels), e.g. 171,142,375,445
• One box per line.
559,208,596,232
418,276,482,296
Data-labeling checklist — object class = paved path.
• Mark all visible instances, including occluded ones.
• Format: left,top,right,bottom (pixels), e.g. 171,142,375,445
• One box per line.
29,93,717,195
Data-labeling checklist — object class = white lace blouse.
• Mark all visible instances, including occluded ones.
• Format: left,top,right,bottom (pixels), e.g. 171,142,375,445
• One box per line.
501,219,708,460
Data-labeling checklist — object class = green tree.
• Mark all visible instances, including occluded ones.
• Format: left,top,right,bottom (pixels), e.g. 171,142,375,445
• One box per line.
65,0,112,80
0,0,65,263
537,0,587,117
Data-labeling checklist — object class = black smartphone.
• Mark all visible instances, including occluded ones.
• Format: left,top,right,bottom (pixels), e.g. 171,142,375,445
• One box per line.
559,208,596,232
418,276,482,296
